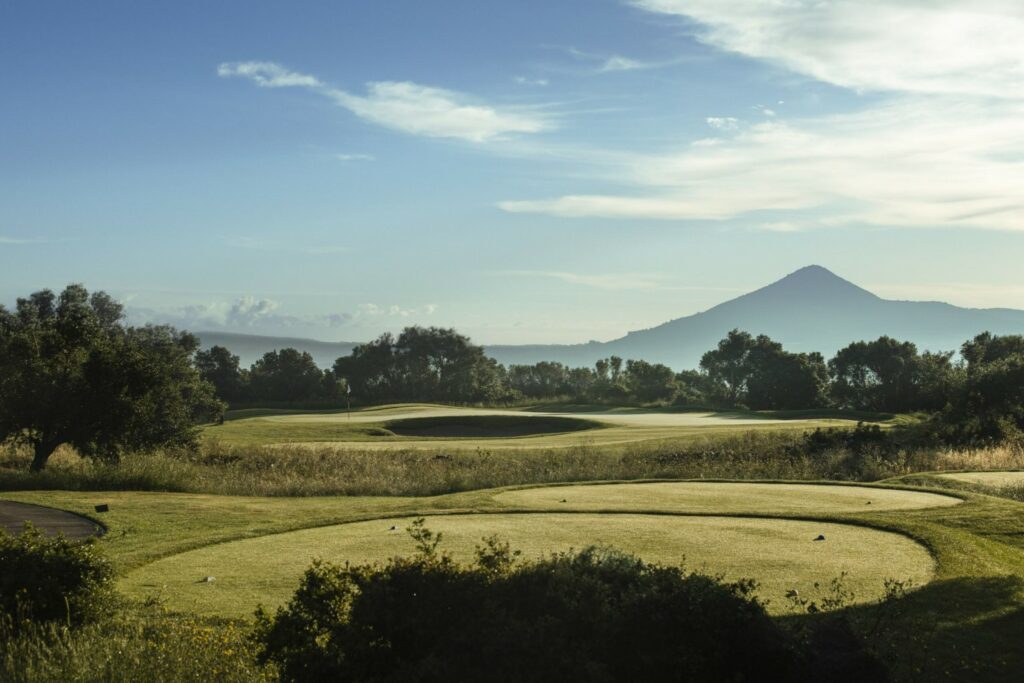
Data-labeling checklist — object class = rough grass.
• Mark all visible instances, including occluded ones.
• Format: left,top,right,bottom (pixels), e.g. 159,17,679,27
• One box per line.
121,512,936,619
4,433,1024,498
0,612,271,682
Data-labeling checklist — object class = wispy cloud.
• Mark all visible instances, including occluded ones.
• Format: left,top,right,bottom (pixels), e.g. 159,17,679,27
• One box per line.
129,297,438,334
514,75,549,87
0,235,46,245
500,2,1024,232
631,0,1024,98
564,47,676,74
219,61,552,143
705,116,738,131
599,55,650,72
335,153,374,162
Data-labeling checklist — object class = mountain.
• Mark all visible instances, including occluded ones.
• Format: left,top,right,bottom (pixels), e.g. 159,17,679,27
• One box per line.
198,266,1024,370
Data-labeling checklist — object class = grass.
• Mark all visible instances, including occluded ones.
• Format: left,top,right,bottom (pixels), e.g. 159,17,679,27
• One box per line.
2,477,1024,680
4,427,1024,498
121,512,936,619
937,471,1024,487
203,403,861,448
492,481,961,514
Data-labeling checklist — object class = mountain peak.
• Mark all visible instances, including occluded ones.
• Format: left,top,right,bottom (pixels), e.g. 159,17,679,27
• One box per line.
753,265,879,303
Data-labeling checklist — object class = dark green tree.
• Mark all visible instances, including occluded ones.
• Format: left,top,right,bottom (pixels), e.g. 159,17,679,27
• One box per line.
335,327,505,403
195,344,249,403
624,359,677,403
745,337,828,410
961,332,1024,368
0,285,222,471
828,337,920,412
700,330,756,406
249,348,330,402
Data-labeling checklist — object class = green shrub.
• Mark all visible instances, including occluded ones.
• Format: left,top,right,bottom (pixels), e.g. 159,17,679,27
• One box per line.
0,526,114,628
254,531,803,682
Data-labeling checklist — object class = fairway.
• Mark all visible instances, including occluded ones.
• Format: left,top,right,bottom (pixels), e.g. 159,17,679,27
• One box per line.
206,404,866,449
493,481,962,514
121,512,935,618
937,471,1024,487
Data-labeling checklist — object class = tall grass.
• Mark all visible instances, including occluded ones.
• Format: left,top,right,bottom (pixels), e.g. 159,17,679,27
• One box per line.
0,612,271,682
3,433,1024,498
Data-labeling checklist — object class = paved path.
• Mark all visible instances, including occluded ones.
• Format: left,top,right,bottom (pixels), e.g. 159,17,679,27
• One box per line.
0,501,102,539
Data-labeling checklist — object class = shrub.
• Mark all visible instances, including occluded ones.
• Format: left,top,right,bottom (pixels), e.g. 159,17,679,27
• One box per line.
0,526,114,628
254,528,803,682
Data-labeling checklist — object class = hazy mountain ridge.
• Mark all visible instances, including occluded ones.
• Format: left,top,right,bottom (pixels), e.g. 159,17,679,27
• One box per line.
199,266,1024,370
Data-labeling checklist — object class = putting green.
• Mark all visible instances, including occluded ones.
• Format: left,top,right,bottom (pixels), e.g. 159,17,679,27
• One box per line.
493,482,962,514
207,404,853,448
937,471,1024,487
122,513,935,618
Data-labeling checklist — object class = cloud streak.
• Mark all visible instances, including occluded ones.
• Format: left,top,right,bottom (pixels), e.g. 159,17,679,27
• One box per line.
500,2,1024,232
218,61,552,143
631,0,1024,98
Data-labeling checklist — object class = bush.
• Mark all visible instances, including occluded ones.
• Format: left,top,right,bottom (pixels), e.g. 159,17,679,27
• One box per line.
254,528,803,682
0,526,114,628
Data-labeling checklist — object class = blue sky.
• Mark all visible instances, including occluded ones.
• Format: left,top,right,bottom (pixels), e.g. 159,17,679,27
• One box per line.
3,0,1024,343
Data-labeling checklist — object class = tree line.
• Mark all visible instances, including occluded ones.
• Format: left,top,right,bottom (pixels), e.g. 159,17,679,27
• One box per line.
196,324,1024,441
5,285,1024,471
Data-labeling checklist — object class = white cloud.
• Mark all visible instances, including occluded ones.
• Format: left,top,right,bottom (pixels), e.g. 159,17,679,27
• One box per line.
501,97,1024,230
216,61,321,88
631,0,1024,98
600,55,649,72
705,116,738,131
500,3,1024,231
219,61,552,143
0,235,45,245
226,296,280,327
335,153,374,162
514,76,549,86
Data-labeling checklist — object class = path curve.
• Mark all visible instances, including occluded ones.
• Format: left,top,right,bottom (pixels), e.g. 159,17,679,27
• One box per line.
0,501,102,539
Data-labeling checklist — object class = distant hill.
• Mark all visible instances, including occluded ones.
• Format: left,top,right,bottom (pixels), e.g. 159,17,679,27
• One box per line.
199,266,1024,370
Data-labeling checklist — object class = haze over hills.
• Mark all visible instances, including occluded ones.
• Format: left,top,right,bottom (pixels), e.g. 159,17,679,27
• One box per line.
198,266,1024,370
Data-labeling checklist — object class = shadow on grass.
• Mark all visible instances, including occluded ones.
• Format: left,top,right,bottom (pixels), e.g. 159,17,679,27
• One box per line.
788,575,1024,682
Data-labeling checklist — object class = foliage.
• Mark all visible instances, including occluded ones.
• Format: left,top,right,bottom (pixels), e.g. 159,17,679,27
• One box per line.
335,326,506,404
250,348,338,403
196,345,249,404
0,526,114,628
254,532,803,682
0,285,223,470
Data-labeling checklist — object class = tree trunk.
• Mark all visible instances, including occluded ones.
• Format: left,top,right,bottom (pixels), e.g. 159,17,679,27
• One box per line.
30,441,58,472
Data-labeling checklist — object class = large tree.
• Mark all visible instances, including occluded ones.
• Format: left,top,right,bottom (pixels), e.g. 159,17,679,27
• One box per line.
0,285,222,471
828,337,920,412
335,327,505,403
699,330,755,406
195,344,249,403
249,348,334,402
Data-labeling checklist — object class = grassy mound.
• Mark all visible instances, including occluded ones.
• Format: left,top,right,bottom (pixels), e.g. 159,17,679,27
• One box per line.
384,414,602,438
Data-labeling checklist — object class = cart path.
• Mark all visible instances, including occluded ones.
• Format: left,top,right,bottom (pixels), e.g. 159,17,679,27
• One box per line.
0,500,102,539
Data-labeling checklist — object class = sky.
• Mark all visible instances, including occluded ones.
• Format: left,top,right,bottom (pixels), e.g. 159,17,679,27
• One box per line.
3,0,1024,344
